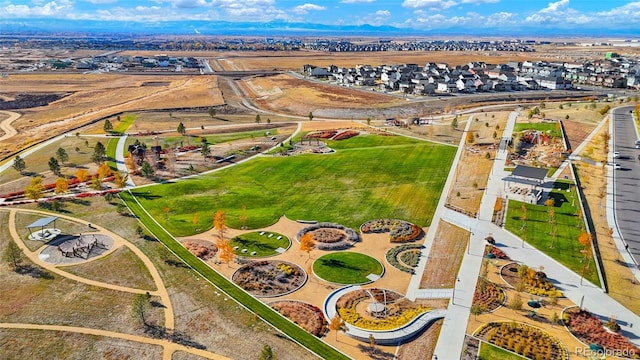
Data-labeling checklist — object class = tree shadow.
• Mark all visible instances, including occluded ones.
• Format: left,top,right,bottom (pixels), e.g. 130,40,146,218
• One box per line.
15,265,54,280
355,345,394,360
130,191,161,200
144,323,206,350
320,258,360,271
164,259,189,268
68,198,91,206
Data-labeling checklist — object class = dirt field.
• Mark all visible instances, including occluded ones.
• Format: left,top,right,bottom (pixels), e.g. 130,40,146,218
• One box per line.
0,74,223,159
420,220,469,289
245,74,404,117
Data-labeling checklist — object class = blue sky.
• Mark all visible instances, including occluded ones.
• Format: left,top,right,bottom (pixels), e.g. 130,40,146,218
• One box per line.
2,0,640,34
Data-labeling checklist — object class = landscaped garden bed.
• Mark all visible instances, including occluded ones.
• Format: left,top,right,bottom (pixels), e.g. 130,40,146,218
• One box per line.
296,223,360,251
313,252,383,285
270,300,328,337
361,219,423,242
385,244,424,274
500,262,562,297
484,244,509,260
474,321,568,359
563,306,640,358
335,288,430,330
472,278,506,313
182,239,217,261
232,260,306,297
230,231,290,257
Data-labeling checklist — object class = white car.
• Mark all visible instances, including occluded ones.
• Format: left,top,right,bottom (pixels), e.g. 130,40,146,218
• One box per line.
613,151,620,158
610,163,622,170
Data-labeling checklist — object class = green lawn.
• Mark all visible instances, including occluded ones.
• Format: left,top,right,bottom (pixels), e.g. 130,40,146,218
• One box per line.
231,231,289,257
131,134,456,236
479,342,526,360
513,122,562,138
105,137,119,170
120,191,349,360
313,252,383,284
113,113,136,134
505,181,600,286
125,129,278,150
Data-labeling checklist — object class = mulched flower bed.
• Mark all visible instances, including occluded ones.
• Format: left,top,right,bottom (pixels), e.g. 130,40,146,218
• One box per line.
361,219,423,242
333,130,359,140
564,307,640,357
472,279,506,313
385,244,424,274
232,260,306,297
296,222,360,250
500,262,562,297
183,239,217,261
270,300,328,337
335,288,430,330
474,321,568,359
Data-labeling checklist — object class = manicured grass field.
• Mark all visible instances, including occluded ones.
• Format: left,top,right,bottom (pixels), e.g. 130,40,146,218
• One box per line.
479,342,526,360
231,231,290,257
505,181,600,286
313,252,383,285
513,122,562,138
105,137,119,170
132,134,456,236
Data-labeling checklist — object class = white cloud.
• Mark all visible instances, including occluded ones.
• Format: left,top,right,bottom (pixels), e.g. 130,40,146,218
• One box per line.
486,11,515,24
524,0,592,25
597,2,640,25
292,3,326,14
172,0,208,8
2,0,74,17
340,0,374,3
402,0,456,10
375,9,390,17
460,0,499,4
85,0,118,4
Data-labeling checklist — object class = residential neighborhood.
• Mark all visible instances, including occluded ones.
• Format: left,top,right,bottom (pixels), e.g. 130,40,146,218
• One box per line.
302,53,640,95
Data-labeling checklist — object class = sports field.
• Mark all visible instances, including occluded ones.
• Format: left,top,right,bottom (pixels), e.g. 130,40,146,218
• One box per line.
132,133,456,236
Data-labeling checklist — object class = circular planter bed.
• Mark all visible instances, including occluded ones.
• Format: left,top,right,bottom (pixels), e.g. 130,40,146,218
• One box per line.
474,321,568,359
232,260,306,297
230,231,290,257
270,300,328,337
472,279,506,313
313,252,383,285
385,244,424,274
335,288,430,330
182,239,217,261
296,222,360,250
500,262,562,297
563,306,640,356
360,219,423,242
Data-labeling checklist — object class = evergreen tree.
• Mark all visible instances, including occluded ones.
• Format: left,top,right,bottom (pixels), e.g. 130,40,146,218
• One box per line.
12,155,26,174
48,157,61,176
177,122,186,135
56,147,69,164
104,119,113,133
91,142,106,164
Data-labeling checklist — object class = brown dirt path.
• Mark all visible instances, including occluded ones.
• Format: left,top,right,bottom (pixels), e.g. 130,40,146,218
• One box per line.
0,322,231,360
0,110,20,142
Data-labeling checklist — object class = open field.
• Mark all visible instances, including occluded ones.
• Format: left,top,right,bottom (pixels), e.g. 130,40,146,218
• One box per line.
132,133,456,236
62,246,158,291
0,74,223,159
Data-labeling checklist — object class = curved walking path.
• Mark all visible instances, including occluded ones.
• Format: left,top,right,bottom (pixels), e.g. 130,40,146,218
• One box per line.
0,323,231,360
0,110,20,142
5,208,175,330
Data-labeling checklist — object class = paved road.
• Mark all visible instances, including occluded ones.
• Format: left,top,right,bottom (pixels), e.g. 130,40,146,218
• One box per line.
612,106,640,265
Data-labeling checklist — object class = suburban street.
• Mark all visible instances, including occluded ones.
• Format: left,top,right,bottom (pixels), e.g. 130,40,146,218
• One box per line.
612,106,640,265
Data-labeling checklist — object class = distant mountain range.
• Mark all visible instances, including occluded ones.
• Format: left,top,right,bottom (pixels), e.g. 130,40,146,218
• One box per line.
1,18,637,38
